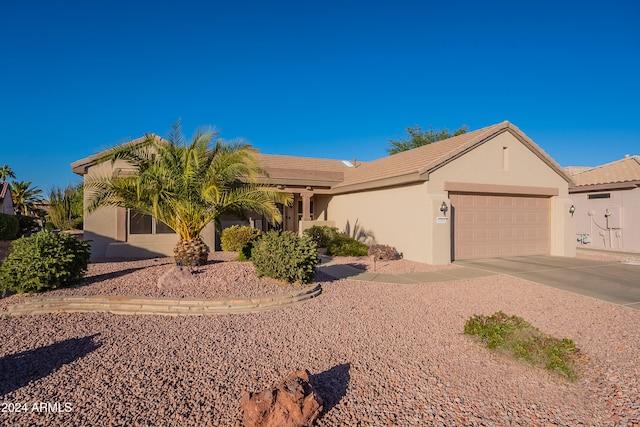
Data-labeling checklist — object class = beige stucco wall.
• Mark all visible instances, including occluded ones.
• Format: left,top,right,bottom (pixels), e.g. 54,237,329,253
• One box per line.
313,194,331,221
328,131,575,264
571,187,640,252
328,182,436,262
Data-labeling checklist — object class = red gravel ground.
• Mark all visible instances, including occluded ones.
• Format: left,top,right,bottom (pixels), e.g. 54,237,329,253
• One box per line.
0,251,638,426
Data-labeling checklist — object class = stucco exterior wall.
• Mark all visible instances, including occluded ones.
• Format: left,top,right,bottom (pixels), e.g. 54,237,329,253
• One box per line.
428,132,568,191
327,182,438,263
572,187,640,252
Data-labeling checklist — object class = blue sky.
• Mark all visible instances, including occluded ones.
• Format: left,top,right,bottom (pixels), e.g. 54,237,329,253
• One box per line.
1,0,638,195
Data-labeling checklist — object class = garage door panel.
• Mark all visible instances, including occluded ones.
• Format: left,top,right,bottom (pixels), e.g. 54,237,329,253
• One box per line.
452,193,550,260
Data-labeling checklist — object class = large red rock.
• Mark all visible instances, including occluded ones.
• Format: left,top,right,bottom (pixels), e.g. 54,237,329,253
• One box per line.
240,370,323,427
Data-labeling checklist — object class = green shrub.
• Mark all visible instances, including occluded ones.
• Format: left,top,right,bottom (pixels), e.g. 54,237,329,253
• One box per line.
464,311,580,380
325,235,369,256
303,225,339,248
0,230,91,294
220,225,261,252
251,230,318,284
0,213,19,240
236,241,254,261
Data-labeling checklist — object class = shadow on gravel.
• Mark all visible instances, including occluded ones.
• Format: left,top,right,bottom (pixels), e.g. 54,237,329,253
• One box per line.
347,263,367,270
0,334,101,396
80,267,152,287
309,363,351,416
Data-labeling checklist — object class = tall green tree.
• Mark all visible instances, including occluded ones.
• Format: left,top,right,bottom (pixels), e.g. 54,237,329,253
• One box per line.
0,164,16,182
386,124,468,155
48,183,84,230
10,181,43,216
85,122,291,266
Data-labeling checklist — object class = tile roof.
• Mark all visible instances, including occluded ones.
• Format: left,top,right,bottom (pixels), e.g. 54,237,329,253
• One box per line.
332,121,572,193
256,153,353,187
570,155,640,187
564,166,592,176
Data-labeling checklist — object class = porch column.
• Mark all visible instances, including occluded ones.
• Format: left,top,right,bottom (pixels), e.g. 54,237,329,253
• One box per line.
300,191,313,221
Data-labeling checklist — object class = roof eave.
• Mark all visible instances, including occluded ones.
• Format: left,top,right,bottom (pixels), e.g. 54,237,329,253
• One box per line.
569,181,640,193
331,172,424,195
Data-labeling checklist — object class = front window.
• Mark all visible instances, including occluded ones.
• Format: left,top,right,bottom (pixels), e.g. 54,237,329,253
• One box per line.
128,210,175,235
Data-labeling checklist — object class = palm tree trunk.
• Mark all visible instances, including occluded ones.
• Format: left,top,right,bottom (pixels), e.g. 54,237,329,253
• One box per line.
174,237,210,267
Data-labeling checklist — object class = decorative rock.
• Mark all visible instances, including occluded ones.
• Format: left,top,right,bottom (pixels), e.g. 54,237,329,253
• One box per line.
157,265,194,290
240,370,323,427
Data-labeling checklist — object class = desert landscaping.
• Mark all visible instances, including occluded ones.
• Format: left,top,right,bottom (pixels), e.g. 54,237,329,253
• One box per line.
1,249,639,426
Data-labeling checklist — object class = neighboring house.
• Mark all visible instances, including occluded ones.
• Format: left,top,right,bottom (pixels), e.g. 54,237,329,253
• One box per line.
567,155,640,252
71,121,576,264
0,182,14,215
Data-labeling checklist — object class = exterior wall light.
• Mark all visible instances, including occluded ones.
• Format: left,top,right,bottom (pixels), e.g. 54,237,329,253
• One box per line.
569,205,576,216
440,202,448,216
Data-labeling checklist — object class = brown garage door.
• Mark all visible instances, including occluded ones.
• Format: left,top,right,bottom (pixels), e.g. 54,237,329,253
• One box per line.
451,193,550,260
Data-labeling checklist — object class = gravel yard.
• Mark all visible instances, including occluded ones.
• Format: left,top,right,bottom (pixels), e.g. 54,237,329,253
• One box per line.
0,251,639,426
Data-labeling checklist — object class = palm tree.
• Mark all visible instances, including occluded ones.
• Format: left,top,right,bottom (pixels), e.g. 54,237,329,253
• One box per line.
10,181,44,216
0,164,16,182
85,122,291,266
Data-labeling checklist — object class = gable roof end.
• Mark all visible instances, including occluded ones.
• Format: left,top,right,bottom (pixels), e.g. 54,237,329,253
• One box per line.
331,121,573,194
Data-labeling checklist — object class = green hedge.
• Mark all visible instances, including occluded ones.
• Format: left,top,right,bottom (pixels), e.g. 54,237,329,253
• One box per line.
221,225,261,252
0,231,91,294
303,225,339,248
325,235,369,256
251,230,318,284
0,213,19,240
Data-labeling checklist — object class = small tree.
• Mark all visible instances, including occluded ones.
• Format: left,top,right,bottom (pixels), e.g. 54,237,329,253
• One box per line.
85,121,291,266
387,124,468,155
10,180,43,216
48,184,84,230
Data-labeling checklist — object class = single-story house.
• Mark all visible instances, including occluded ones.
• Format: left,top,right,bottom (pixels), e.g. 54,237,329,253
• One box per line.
71,121,576,264
568,155,640,252
0,182,14,215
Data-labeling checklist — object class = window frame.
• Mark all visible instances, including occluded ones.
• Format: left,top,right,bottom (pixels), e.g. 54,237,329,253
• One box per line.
128,209,175,235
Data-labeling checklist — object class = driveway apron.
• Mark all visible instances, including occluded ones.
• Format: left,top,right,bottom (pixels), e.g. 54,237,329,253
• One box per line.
456,255,640,310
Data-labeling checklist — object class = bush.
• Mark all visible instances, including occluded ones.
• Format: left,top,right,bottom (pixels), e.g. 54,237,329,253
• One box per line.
303,225,339,248
220,225,261,252
325,235,369,256
251,230,318,284
464,311,580,380
0,230,91,294
236,241,254,261
368,244,401,260
0,213,19,240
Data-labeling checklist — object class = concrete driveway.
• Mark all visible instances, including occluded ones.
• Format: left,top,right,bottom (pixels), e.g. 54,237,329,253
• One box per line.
456,256,640,310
